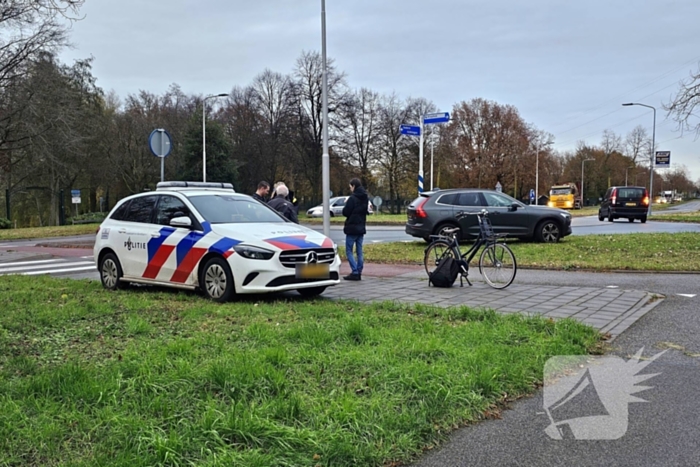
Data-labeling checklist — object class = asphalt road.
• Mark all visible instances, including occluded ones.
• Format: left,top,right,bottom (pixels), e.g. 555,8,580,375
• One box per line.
411,269,700,467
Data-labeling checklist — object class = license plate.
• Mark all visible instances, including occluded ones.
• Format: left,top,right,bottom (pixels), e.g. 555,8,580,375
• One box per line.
625,202,636,206
296,263,330,279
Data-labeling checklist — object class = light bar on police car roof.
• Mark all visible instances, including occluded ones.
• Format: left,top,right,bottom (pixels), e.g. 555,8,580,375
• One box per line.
156,181,235,190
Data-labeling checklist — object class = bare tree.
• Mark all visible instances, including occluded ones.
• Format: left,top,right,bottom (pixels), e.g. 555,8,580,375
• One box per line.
335,87,381,189
624,125,650,164
289,50,346,201
0,0,84,91
666,63,700,138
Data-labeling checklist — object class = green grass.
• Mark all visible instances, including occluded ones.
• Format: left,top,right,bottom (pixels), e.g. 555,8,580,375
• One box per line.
0,224,98,241
0,276,601,466
358,232,700,271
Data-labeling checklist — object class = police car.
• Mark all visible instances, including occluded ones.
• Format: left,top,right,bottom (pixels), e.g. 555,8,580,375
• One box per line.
94,182,341,301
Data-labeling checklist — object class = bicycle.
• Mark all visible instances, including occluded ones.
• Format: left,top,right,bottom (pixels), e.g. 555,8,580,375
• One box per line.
424,209,517,289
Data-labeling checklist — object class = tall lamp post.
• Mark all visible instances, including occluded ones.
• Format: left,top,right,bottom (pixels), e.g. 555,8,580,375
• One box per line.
320,0,331,237
625,166,635,186
535,142,540,203
202,93,228,182
622,103,656,216
581,158,594,208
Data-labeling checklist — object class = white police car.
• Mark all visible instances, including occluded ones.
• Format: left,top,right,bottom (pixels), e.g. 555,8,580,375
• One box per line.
94,181,341,301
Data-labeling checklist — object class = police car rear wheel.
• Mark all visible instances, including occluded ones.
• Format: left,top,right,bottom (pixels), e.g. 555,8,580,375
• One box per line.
201,257,234,302
100,252,126,290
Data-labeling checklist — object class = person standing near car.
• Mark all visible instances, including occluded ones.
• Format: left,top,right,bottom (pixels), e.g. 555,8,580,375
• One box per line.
342,178,368,281
252,181,270,204
268,184,298,223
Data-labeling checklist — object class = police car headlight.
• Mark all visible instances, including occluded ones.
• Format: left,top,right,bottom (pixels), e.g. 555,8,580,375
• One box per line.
333,243,338,255
233,244,274,260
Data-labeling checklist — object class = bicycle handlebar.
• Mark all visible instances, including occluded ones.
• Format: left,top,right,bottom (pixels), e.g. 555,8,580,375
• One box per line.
455,209,489,220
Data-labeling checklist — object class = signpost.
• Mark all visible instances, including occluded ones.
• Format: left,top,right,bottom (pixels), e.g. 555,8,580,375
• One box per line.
400,124,421,136
402,112,450,194
529,188,535,205
71,189,81,218
655,151,670,168
148,129,173,182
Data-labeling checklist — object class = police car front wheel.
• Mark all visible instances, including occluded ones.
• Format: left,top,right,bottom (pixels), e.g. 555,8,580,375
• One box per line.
100,252,127,290
200,257,235,302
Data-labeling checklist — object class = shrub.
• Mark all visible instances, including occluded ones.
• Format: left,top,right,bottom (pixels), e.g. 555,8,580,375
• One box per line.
0,217,11,229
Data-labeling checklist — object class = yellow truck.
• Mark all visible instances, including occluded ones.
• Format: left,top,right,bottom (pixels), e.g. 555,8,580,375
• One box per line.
548,183,581,209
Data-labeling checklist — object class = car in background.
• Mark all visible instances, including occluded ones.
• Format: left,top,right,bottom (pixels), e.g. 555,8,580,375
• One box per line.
306,196,374,217
94,181,341,302
405,188,572,243
598,186,649,223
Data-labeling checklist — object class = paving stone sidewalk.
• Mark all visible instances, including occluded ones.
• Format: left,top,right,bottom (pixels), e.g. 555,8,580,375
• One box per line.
325,271,663,338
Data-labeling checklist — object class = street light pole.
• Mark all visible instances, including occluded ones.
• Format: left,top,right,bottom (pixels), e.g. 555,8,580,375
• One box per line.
430,137,435,190
321,0,331,237
202,93,228,182
622,103,656,216
581,158,594,208
535,142,540,202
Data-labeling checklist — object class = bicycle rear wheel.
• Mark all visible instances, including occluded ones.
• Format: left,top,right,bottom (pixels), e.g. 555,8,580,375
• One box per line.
479,243,516,289
424,240,459,276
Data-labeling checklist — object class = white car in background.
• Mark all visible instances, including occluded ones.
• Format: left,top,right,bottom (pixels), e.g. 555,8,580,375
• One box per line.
94,182,341,302
306,196,374,217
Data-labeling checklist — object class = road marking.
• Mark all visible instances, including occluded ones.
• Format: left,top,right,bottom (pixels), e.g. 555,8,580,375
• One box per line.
677,294,696,298
22,265,97,276
0,260,94,274
0,258,63,268
606,285,619,288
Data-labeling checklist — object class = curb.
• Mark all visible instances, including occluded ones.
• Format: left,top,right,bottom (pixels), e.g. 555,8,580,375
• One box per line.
601,293,666,339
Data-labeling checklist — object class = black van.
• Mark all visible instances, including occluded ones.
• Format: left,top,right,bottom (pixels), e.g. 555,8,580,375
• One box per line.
598,186,649,223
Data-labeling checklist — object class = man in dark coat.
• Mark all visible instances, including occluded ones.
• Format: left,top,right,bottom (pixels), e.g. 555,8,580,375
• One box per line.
268,184,298,223
252,181,270,204
342,178,368,280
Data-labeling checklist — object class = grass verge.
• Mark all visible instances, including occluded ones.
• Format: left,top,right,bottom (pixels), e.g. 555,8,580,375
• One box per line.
0,224,98,241
357,232,700,271
0,276,601,466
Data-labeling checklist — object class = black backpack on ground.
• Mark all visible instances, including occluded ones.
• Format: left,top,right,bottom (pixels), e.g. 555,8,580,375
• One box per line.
429,256,460,287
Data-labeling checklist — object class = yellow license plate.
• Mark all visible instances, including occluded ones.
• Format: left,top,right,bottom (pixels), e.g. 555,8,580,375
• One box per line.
625,202,636,206
296,263,330,279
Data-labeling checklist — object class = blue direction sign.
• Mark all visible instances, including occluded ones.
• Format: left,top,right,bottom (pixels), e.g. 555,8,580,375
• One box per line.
400,124,421,136
423,112,450,124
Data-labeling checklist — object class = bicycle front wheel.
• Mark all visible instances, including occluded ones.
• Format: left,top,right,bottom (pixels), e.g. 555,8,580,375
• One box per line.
424,240,459,276
479,243,516,289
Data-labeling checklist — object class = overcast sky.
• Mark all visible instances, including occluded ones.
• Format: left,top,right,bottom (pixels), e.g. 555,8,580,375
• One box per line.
60,0,700,182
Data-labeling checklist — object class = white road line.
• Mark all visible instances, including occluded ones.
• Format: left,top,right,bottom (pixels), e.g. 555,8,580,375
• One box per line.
677,294,697,298
22,265,97,276
0,260,94,274
0,258,64,268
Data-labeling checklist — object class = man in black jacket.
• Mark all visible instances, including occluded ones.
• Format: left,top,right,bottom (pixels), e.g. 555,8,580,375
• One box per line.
342,178,368,280
268,184,298,223
252,181,270,204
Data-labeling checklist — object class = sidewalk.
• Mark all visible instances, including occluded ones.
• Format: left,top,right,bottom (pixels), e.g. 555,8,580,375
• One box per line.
335,262,663,338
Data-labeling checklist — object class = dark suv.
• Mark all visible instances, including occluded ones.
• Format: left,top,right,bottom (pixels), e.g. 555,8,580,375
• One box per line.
405,189,572,243
598,186,649,223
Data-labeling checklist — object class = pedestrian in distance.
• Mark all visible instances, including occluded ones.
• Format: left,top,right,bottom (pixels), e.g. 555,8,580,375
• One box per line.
342,178,368,281
268,184,298,223
252,181,270,204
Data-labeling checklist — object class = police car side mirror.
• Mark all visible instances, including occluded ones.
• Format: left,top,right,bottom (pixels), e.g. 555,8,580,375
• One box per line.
170,216,192,229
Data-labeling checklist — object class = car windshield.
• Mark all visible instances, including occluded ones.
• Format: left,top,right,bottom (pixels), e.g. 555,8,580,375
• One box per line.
550,188,572,195
618,188,644,198
188,195,286,224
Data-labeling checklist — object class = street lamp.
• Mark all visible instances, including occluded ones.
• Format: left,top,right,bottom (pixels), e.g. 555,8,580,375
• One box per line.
625,166,635,186
535,142,540,202
581,158,594,208
321,0,331,237
622,103,656,216
202,93,228,182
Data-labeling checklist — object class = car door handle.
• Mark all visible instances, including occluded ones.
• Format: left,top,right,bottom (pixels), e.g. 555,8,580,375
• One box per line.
150,232,160,238
118,229,126,234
